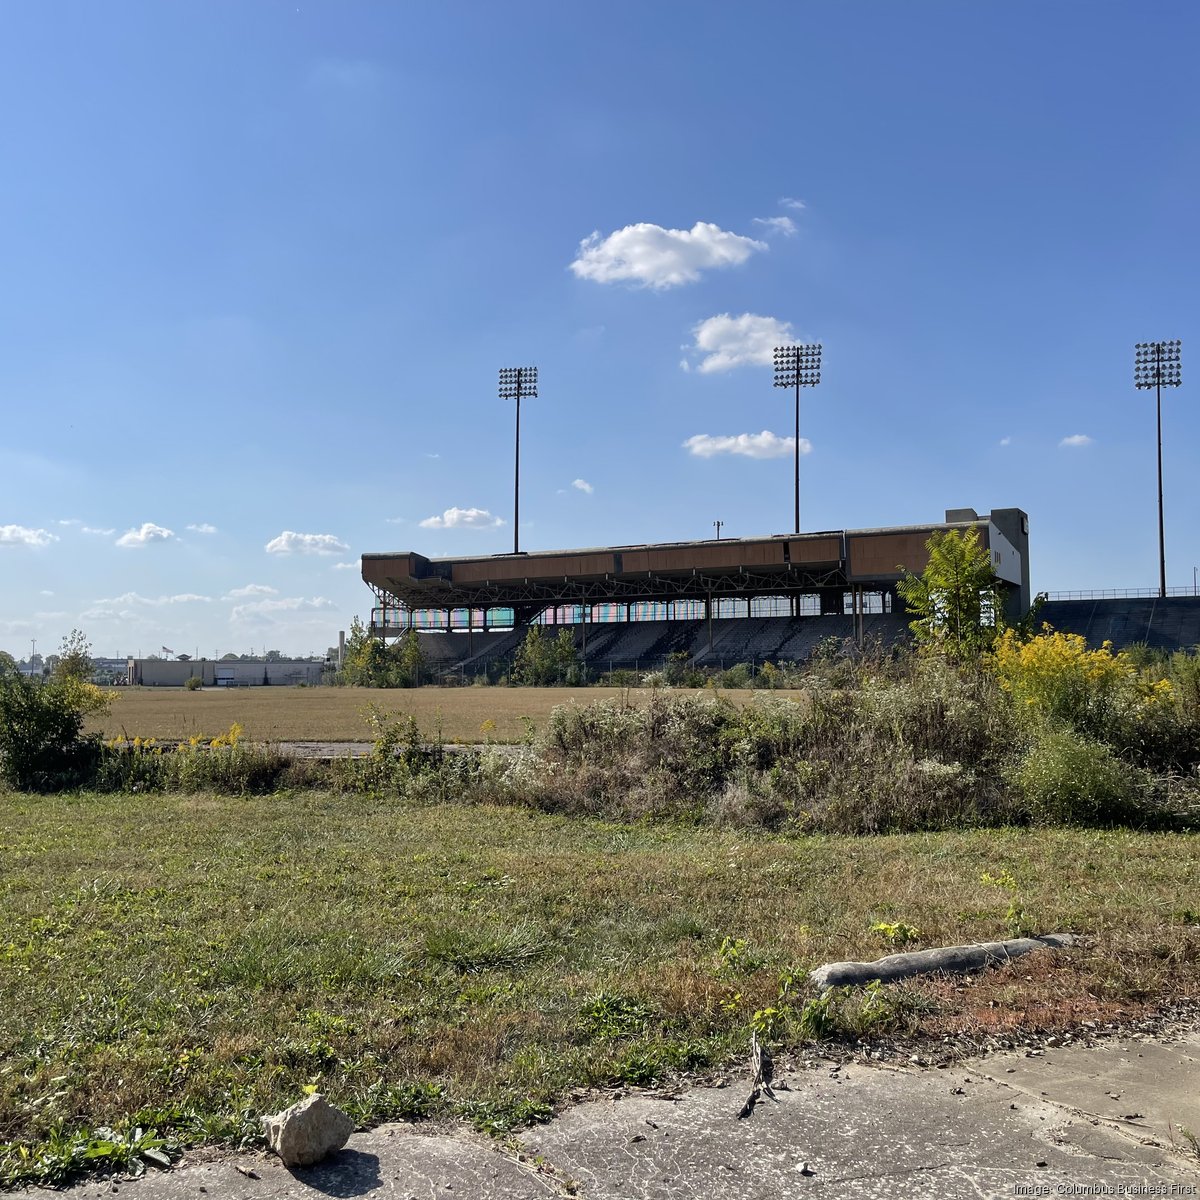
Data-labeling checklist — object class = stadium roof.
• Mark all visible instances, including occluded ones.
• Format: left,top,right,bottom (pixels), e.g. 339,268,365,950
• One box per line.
362,511,1022,614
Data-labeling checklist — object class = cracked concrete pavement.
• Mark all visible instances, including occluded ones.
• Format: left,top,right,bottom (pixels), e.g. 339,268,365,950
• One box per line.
51,1031,1200,1200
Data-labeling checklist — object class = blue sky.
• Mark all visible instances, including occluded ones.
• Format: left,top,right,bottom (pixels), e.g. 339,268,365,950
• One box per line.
1,1,1197,658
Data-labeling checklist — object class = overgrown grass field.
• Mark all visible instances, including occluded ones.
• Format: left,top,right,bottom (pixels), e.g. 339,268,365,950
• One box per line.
86,685,809,744
2,788,1198,1185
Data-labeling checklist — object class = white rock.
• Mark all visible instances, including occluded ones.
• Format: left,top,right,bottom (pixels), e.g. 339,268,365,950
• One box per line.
262,1093,355,1167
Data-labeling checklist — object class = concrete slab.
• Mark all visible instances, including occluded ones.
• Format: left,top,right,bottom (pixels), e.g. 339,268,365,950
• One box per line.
524,1066,1196,1200
971,1030,1200,1157
43,1038,1200,1200
51,1125,550,1200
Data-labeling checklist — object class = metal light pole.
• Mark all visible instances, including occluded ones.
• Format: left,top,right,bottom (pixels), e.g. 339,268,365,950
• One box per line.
499,366,538,555
773,343,821,533
713,520,723,540
1135,340,1182,598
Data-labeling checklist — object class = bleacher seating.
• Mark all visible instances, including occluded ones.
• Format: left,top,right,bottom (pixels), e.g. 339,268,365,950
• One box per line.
1039,598,1200,652
414,613,913,676
402,598,1199,679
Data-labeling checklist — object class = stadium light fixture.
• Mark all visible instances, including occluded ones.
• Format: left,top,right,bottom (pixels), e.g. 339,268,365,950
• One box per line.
1134,340,1182,598
773,343,821,534
498,366,538,555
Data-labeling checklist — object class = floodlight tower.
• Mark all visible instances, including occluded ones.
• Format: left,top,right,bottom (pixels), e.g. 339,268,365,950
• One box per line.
772,343,822,533
498,366,538,555
1135,340,1182,598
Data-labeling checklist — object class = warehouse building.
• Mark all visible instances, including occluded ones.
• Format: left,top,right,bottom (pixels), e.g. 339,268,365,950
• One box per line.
126,658,325,687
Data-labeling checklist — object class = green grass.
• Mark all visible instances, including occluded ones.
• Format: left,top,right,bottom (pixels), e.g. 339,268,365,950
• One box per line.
2,789,1199,1186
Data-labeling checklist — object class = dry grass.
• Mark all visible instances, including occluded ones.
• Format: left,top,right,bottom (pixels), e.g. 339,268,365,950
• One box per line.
87,685,809,744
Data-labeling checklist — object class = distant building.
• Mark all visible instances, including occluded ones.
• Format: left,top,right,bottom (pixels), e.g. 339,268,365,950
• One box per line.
92,657,131,685
127,659,326,687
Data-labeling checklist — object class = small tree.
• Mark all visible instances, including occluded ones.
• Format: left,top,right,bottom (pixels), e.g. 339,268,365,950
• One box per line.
343,616,388,686
512,624,556,685
554,627,583,685
0,659,114,791
896,529,1005,662
396,629,426,687
53,628,95,682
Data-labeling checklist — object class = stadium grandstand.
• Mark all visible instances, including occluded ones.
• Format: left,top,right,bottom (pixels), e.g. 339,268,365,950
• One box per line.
360,506,1030,674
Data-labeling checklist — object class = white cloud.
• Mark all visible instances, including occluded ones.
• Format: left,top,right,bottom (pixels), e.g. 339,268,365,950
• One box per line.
332,561,359,571
40,589,54,596
187,523,218,534
751,216,797,237
230,596,336,622
569,221,766,289
685,313,798,374
999,436,1012,447
265,531,349,555
94,592,211,607
225,584,279,599
1059,434,1093,448
56,519,114,535
780,197,806,211
79,607,136,622
683,431,811,460
423,453,440,459
572,479,594,495
0,524,57,547
116,522,175,548
419,507,505,530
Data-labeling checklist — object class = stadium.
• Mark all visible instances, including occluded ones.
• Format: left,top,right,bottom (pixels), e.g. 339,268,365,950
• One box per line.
360,505,1031,676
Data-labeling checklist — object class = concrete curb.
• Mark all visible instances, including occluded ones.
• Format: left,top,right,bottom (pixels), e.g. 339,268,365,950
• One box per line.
810,933,1076,990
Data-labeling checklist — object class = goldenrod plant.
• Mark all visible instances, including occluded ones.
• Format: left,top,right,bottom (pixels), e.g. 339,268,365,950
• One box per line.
992,626,1174,735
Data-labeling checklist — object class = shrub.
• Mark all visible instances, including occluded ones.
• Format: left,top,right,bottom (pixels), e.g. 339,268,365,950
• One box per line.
539,692,737,816
169,741,294,795
94,738,172,792
992,627,1173,738
1169,650,1200,722
0,670,112,791
510,681,1023,834
98,726,296,796
1014,727,1146,826
597,668,641,688
511,626,580,686
992,628,1200,775
184,676,203,691
716,663,754,689
863,656,1018,778
341,618,427,687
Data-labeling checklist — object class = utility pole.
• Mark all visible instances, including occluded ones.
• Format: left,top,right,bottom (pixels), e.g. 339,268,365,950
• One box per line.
713,520,723,540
